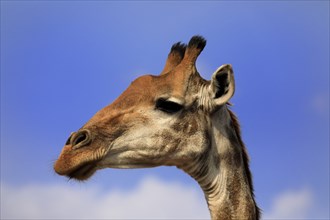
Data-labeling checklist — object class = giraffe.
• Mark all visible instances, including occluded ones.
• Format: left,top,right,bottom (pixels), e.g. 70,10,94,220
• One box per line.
54,36,260,220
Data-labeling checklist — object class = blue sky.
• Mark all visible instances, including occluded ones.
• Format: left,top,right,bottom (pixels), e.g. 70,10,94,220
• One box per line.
1,1,329,219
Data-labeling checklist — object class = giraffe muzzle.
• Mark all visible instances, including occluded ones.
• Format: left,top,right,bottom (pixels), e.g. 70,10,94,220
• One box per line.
67,129,92,150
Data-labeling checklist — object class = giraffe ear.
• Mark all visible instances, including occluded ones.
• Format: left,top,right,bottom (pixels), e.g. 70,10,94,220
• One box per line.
209,64,235,106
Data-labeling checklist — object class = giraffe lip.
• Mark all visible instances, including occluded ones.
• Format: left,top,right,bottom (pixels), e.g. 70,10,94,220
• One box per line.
67,161,97,180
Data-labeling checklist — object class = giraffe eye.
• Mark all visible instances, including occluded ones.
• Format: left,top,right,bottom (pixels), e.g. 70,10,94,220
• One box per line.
155,98,183,114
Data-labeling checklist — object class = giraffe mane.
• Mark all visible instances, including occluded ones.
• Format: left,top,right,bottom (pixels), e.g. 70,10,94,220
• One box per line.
227,107,261,218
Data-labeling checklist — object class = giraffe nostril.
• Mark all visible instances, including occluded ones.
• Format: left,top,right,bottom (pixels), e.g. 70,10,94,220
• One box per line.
70,130,92,149
73,133,87,145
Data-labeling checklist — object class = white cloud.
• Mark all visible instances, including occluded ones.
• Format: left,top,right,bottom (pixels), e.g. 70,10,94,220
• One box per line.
4,178,327,220
1,176,209,219
263,187,314,219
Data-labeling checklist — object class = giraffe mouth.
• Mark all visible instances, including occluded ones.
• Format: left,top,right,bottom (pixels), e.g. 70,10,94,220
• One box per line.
67,161,98,180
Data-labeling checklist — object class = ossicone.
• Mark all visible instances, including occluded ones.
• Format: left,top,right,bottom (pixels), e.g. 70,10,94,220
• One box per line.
161,42,187,75
188,35,206,51
160,35,207,75
182,35,207,65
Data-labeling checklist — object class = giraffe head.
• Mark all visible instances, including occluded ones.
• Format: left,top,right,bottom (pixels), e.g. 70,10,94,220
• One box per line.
54,36,235,180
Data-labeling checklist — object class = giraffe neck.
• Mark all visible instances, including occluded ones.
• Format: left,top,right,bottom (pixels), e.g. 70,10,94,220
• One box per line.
181,108,258,220
200,158,257,220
